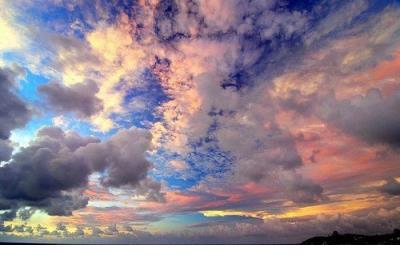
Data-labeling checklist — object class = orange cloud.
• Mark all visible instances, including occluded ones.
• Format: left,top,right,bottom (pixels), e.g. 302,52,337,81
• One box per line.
372,49,400,80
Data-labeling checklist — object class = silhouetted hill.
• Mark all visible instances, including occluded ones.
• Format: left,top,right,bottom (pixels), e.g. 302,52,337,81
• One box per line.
301,229,400,244
0,242,59,245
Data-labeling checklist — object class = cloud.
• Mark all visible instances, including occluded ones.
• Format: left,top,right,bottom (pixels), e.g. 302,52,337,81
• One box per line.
381,178,400,196
103,224,119,235
91,226,104,237
73,225,85,237
273,5,400,150
169,159,188,170
12,224,33,234
286,174,324,204
0,66,31,165
56,222,67,232
154,0,308,41
1,0,400,243
123,224,134,233
0,222,13,233
137,0,317,204
213,80,303,184
3,205,399,244
0,0,25,52
17,208,36,220
0,67,31,140
317,89,400,148
304,0,369,46
77,128,155,189
0,126,96,218
0,140,13,162
44,192,89,216
147,0,313,154
0,126,162,220
0,209,16,221
1,127,97,200
38,80,103,118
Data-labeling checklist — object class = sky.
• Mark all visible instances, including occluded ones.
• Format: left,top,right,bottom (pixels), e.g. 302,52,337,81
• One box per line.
0,0,400,244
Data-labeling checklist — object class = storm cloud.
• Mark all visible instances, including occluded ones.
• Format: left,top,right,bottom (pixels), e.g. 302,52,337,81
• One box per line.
0,140,13,162
0,67,31,140
77,128,153,189
0,126,162,219
0,126,97,218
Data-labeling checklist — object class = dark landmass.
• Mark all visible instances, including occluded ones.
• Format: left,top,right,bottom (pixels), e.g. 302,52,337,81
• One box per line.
1,230,400,245
0,242,59,245
302,229,400,245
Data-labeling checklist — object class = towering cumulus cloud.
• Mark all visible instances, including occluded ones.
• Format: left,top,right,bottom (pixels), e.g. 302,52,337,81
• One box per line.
0,67,31,140
77,128,162,202
0,127,95,217
0,67,31,162
0,126,160,220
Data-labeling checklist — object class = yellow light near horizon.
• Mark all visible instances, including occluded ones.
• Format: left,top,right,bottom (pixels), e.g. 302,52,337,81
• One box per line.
201,210,268,219
273,199,373,219
201,194,381,221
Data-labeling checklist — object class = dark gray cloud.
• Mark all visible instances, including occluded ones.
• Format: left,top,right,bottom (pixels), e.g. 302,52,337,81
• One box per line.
77,128,156,189
381,178,400,196
280,89,400,149
0,127,97,201
0,209,17,222
287,175,324,204
0,222,13,233
0,198,13,210
17,208,36,221
79,127,165,201
43,192,89,216
0,67,31,140
135,178,165,203
10,224,34,234
317,89,400,148
0,126,97,218
0,140,13,162
0,126,162,220
13,224,26,233
38,80,103,118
